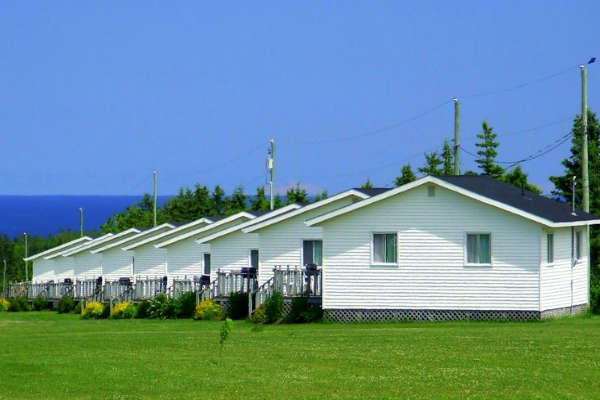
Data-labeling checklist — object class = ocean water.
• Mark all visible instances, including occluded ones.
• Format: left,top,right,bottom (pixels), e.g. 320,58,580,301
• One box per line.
0,195,172,238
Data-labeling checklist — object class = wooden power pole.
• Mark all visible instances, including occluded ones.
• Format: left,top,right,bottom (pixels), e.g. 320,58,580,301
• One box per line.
453,98,460,175
580,65,590,213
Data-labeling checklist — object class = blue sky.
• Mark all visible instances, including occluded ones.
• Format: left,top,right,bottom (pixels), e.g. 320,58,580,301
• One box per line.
0,2,598,195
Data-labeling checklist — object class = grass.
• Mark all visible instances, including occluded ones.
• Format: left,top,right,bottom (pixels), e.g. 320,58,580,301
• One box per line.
1,313,600,399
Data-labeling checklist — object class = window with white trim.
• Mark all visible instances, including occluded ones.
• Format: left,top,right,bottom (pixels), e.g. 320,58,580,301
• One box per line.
203,253,211,275
576,231,582,260
302,240,322,266
466,233,491,264
373,233,397,264
546,233,554,263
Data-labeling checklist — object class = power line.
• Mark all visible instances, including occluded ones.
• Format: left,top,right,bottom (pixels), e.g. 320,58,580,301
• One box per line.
291,100,452,145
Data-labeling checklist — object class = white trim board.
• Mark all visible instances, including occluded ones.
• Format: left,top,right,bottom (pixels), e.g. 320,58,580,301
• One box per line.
23,236,92,262
242,189,368,233
91,223,175,254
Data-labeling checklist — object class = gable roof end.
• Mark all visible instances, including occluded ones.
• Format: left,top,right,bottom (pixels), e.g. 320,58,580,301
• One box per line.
306,175,600,228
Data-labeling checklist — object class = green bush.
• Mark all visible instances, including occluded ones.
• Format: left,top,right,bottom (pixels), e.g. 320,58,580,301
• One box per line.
81,302,106,319
227,292,249,320
287,295,323,323
8,296,30,312
112,302,136,319
73,301,82,315
136,300,151,319
0,298,10,312
251,304,267,324
147,294,177,319
590,276,600,314
33,295,49,311
176,292,196,318
57,296,75,314
194,299,224,321
265,291,284,323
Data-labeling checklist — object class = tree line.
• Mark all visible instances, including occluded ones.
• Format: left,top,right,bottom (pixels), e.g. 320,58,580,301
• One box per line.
2,111,599,313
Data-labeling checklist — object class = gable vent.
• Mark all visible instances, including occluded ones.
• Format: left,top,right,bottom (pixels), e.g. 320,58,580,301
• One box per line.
427,186,436,197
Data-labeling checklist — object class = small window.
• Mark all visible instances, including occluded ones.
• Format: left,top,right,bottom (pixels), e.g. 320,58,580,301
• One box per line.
303,240,323,266
250,249,259,269
546,233,554,263
373,233,397,264
203,253,211,275
576,231,582,260
466,233,491,264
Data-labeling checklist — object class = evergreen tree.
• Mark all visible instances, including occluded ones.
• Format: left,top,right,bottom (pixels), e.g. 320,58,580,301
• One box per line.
475,122,504,178
250,186,270,212
361,179,374,189
550,110,600,312
273,194,285,209
102,193,156,233
286,183,310,205
313,190,328,202
419,152,443,176
226,186,248,215
395,164,417,187
442,139,454,175
502,166,542,194
210,186,226,216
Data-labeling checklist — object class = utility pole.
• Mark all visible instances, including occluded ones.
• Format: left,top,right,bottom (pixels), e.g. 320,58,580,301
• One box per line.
79,207,84,237
580,65,590,213
153,171,158,227
268,139,276,210
23,232,28,282
453,98,460,175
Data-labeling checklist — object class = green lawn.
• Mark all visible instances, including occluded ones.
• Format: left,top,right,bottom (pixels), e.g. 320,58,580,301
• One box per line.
1,313,599,399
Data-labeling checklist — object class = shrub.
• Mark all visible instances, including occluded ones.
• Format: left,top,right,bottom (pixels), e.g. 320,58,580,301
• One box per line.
147,294,177,319
81,301,106,319
57,296,75,314
176,292,196,318
136,300,151,319
265,291,284,323
251,304,267,324
112,302,136,319
0,298,9,312
73,301,82,315
194,299,224,321
227,292,249,320
33,295,49,311
287,294,323,323
8,296,30,312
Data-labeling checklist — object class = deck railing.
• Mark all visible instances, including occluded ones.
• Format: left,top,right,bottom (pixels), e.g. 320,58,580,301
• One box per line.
134,276,167,300
272,265,322,297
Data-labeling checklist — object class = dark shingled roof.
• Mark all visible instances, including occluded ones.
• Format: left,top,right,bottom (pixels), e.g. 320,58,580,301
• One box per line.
354,187,393,197
436,175,598,223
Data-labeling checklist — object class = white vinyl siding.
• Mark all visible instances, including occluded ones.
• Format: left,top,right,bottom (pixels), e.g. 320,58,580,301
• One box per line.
73,252,103,280
32,259,55,283
210,230,259,281
166,241,210,279
256,197,356,285
101,248,134,281
540,227,588,311
54,257,76,282
320,185,541,311
133,245,167,277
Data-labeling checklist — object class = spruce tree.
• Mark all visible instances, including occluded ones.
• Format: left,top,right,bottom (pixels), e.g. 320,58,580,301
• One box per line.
475,122,504,178
419,152,443,176
250,186,270,211
395,164,416,186
361,179,374,189
442,139,454,175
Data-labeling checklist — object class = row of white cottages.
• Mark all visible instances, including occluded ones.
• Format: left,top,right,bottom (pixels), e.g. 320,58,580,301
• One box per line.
26,175,600,320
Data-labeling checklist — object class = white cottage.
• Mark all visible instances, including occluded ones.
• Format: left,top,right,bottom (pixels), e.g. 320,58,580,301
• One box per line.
305,176,600,321
242,188,389,285
122,218,215,282
45,233,114,283
60,228,140,281
91,223,175,281
27,236,92,283
155,212,259,281
196,205,301,280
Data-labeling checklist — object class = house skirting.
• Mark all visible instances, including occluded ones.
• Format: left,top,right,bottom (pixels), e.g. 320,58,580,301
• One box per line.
324,305,588,322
